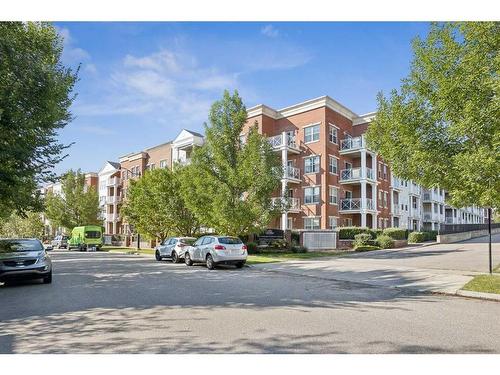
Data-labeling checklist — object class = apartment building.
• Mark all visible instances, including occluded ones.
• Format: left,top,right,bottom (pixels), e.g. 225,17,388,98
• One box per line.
97,161,121,235
243,95,487,231
243,96,392,231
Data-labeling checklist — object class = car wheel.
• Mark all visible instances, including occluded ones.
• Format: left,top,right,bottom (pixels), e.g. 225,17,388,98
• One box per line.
235,261,245,269
184,252,193,266
155,250,162,261
43,272,52,284
171,251,179,263
206,254,215,270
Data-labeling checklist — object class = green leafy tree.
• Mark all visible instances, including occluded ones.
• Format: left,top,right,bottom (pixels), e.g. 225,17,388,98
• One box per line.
121,168,199,242
44,170,101,231
0,211,44,238
180,90,282,236
0,22,78,217
366,22,500,209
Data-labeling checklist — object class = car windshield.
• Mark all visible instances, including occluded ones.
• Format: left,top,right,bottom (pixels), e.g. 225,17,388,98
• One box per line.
218,237,242,245
0,239,43,253
180,238,196,245
85,231,101,239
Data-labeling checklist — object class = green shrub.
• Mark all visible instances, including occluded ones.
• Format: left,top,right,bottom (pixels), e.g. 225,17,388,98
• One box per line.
291,245,308,253
353,233,373,247
270,239,289,250
246,242,260,254
383,228,408,240
338,226,375,240
376,234,394,249
354,245,380,252
423,231,438,241
408,231,426,243
291,231,300,245
373,229,383,238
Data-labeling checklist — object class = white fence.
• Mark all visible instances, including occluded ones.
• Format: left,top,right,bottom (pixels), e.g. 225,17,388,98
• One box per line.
302,230,337,250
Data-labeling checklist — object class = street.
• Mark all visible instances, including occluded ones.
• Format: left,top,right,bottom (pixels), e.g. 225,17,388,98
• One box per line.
1,243,500,354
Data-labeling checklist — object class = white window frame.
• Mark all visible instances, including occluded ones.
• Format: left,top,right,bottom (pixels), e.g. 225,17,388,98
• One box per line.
304,123,320,144
159,159,168,169
328,124,338,144
304,186,320,205
328,155,338,175
304,216,321,230
328,216,338,230
329,186,338,205
304,155,320,174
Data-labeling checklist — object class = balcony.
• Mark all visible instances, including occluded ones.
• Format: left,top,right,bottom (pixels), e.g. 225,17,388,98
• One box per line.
271,197,301,213
340,135,364,155
284,165,300,183
445,217,455,224
391,178,402,190
106,195,122,204
106,213,120,222
408,183,421,196
339,198,375,212
106,177,121,187
339,167,375,183
268,133,300,154
392,205,400,215
423,212,442,222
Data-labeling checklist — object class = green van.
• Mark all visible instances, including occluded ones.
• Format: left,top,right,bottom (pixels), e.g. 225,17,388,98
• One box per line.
68,225,103,251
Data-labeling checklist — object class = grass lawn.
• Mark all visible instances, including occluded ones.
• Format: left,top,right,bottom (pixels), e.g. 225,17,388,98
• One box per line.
246,251,347,265
102,246,155,256
462,274,500,295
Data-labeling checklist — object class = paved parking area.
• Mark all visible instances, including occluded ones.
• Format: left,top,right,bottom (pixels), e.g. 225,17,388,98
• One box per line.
1,249,500,353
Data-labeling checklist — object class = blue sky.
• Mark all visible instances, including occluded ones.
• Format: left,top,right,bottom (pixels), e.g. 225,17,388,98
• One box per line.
54,22,430,175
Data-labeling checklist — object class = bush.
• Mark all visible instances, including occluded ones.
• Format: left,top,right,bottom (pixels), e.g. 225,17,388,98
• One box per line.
383,228,408,240
423,231,438,241
246,242,260,254
373,229,383,238
269,239,289,250
376,234,394,249
354,245,380,252
408,231,426,243
353,233,373,247
338,226,375,240
291,231,300,245
291,245,308,253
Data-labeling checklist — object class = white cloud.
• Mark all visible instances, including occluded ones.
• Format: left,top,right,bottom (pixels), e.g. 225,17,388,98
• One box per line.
57,27,92,64
261,24,279,38
84,63,97,74
78,125,116,135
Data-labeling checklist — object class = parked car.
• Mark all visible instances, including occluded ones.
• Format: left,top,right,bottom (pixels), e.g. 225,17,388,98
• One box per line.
0,238,52,285
155,237,196,263
68,225,103,251
51,235,69,249
184,236,247,270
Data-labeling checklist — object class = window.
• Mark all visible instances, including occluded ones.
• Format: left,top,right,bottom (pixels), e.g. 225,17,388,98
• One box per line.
159,160,168,169
304,217,320,230
378,163,382,178
304,155,320,174
383,192,388,208
328,156,338,174
328,125,338,144
329,186,338,205
383,165,387,180
328,216,337,229
304,186,320,204
287,217,293,230
304,124,320,143
344,218,353,227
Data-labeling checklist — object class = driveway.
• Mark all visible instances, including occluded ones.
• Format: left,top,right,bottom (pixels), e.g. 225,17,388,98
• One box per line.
254,234,500,294
1,250,500,353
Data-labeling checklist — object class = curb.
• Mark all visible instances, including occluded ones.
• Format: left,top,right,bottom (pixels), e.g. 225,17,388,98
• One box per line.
454,290,500,302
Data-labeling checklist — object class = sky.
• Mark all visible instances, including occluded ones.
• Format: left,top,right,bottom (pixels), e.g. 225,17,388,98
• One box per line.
53,22,431,175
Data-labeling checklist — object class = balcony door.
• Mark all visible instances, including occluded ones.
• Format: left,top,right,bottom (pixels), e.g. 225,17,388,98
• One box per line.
345,190,352,199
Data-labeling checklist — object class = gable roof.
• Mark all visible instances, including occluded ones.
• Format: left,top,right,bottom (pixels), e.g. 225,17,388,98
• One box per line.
108,161,121,169
184,129,204,138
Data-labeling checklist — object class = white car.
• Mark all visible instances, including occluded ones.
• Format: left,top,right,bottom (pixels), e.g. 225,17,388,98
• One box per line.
184,236,247,270
155,237,196,263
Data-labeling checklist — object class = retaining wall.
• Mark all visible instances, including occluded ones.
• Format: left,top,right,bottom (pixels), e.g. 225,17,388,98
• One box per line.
437,227,500,244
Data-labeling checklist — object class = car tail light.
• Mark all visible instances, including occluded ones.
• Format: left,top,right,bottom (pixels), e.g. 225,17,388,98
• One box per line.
242,245,248,251
214,245,226,250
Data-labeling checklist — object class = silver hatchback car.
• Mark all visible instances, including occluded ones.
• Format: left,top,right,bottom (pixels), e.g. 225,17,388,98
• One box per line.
155,237,197,263
0,238,53,285
184,236,247,270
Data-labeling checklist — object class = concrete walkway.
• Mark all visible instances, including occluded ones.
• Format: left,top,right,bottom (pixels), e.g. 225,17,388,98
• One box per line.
253,234,500,295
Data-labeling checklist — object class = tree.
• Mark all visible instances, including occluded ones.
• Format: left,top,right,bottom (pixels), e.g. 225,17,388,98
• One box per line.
44,170,101,231
366,22,500,210
0,22,78,217
0,212,44,238
180,90,282,236
121,168,199,242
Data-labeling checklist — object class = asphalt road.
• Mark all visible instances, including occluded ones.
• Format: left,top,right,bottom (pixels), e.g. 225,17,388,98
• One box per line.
1,250,500,354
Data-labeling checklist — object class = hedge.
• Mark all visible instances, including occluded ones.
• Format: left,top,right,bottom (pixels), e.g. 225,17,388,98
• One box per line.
354,245,380,252
338,227,376,240
423,231,438,241
246,242,260,254
376,234,394,249
353,233,374,247
382,228,408,240
408,232,426,243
